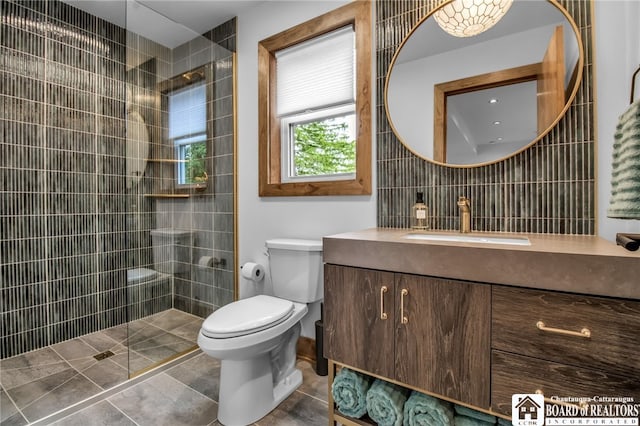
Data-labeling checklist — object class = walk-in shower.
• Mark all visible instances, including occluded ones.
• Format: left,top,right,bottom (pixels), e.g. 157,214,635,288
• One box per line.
1,0,236,423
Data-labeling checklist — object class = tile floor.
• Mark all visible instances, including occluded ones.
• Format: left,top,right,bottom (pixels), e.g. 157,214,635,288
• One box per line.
0,309,329,426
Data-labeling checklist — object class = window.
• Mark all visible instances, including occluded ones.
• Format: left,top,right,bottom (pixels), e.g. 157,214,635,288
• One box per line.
168,82,208,186
277,27,356,183
258,1,371,196
282,106,356,182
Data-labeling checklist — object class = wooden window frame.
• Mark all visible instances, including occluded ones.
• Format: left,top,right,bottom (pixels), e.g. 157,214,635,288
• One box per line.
433,63,540,164
258,1,372,197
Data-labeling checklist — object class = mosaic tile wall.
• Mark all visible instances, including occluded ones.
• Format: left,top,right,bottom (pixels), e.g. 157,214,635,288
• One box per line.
154,18,237,318
125,55,173,321
376,0,595,235
125,19,237,319
0,0,236,359
0,0,131,359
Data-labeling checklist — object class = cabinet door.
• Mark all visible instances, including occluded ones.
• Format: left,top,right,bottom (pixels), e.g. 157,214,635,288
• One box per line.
324,264,396,378
395,274,491,408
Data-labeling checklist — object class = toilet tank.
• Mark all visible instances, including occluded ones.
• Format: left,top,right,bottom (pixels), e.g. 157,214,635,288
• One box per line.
151,228,193,274
265,238,323,303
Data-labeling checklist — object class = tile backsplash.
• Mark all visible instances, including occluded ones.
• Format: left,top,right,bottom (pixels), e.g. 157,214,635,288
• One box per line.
376,0,595,234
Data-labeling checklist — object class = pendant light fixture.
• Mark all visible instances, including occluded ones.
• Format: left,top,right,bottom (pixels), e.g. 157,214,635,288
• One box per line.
434,0,514,38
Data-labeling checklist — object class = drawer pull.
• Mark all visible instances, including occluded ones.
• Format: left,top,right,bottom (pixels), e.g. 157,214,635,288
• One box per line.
401,288,409,324
535,389,589,410
380,286,388,320
536,321,591,338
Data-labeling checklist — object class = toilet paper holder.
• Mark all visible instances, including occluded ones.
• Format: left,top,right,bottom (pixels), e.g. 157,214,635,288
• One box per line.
198,256,227,268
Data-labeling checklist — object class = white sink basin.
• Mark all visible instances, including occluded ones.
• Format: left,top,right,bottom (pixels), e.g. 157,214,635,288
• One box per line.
404,233,531,246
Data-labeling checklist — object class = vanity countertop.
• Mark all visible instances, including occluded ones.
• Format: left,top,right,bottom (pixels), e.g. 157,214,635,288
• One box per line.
323,228,640,300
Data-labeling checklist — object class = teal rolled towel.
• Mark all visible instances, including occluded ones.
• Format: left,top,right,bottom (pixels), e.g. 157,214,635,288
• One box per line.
497,418,512,426
403,391,454,426
366,379,410,426
331,368,372,418
454,415,496,426
454,405,496,424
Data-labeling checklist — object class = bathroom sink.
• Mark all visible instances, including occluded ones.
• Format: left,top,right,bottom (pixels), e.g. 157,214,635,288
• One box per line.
403,233,531,246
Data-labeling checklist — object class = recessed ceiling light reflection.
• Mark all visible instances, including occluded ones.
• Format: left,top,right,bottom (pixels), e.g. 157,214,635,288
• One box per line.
489,98,498,104
493,121,501,125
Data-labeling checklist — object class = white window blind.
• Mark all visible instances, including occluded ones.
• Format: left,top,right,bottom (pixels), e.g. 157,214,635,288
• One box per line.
276,25,355,117
168,83,206,140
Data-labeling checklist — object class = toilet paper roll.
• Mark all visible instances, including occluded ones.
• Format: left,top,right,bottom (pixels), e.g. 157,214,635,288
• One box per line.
198,256,214,268
241,262,265,281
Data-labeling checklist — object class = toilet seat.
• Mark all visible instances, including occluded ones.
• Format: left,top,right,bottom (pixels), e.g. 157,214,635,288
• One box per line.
201,295,295,339
127,268,158,284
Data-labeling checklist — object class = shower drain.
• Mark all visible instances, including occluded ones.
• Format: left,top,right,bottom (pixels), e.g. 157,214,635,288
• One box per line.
93,350,115,361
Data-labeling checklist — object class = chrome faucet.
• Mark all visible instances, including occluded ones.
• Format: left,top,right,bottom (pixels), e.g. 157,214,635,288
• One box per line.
457,196,471,233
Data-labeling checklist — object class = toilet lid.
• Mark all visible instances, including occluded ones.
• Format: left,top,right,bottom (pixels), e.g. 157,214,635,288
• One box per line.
201,295,295,339
127,268,157,284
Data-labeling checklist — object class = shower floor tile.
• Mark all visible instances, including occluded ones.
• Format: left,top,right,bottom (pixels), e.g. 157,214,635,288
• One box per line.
129,331,194,364
0,309,202,424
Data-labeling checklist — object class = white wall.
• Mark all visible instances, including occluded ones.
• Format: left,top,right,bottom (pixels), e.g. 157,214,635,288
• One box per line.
236,1,377,337
595,1,640,240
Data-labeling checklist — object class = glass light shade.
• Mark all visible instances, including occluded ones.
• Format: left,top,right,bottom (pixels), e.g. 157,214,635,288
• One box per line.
434,0,514,38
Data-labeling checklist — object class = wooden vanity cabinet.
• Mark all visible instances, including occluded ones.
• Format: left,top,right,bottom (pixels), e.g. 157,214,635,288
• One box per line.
324,264,491,408
491,286,640,416
323,229,640,424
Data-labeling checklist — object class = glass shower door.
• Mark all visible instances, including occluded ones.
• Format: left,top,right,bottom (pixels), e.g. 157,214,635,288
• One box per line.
123,0,237,377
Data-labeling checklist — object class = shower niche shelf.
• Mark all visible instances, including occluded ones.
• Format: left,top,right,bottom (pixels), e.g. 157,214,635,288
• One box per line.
143,194,190,198
145,158,187,163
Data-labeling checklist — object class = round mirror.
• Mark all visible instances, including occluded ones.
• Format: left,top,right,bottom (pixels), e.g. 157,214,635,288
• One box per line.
385,0,583,167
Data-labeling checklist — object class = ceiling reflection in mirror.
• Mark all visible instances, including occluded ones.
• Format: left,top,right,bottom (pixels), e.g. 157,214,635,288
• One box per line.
385,0,583,167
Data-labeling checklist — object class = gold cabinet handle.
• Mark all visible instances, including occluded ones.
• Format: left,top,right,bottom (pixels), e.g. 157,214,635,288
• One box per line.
380,286,388,320
536,321,591,338
400,288,408,324
535,390,589,409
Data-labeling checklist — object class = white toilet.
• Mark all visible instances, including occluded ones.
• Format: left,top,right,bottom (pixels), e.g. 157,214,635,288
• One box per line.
127,228,192,280
127,228,193,300
197,238,323,426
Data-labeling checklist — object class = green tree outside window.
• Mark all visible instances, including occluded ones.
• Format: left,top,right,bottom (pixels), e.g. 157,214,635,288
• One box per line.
293,117,356,176
184,141,207,184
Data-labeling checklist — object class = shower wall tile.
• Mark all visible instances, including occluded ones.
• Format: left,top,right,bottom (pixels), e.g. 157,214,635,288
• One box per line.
154,18,237,318
376,0,595,234
0,0,131,359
